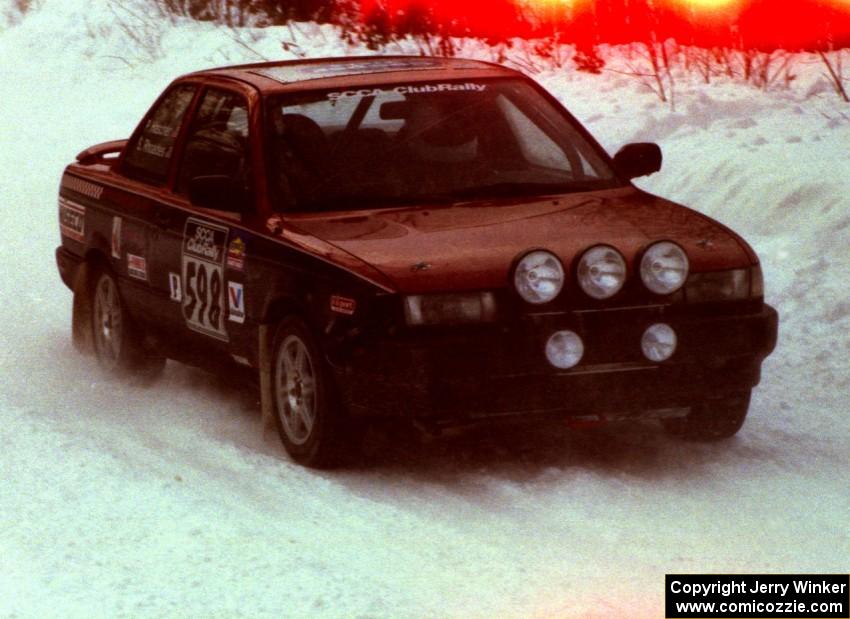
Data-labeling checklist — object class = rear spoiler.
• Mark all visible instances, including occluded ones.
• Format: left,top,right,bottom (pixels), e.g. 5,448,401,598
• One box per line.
76,139,127,165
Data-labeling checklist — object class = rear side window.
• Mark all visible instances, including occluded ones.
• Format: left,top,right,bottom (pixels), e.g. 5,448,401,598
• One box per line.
176,89,250,196
122,85,196,184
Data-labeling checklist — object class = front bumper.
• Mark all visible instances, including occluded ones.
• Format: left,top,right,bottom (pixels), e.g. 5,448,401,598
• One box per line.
334,303,778,426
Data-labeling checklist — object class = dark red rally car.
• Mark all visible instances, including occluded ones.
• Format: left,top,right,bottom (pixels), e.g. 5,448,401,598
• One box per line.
56,56,777,467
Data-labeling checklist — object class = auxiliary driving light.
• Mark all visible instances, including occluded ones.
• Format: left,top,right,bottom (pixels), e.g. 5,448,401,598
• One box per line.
640,241,689,295
545,330,584,369
577,245,627,299
641,323,677,362
514,250,565,305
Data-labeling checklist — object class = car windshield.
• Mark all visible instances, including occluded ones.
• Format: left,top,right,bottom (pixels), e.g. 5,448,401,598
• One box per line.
266,78,620,212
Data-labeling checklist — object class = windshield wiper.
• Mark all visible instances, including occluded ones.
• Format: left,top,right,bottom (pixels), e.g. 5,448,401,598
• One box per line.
298,192,461,212
450,181,606,199
291,181,613,213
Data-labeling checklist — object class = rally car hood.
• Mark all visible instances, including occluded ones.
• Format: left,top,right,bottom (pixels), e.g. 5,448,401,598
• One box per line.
285,187,755,294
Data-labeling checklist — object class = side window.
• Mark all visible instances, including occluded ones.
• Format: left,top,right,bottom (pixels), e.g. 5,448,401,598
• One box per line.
176,89,250,198
122,85,196,184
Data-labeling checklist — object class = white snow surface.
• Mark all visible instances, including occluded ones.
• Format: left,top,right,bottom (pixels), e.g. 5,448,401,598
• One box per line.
1,1,848,617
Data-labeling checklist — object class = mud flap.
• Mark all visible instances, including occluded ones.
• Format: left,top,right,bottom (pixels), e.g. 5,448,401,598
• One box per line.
71,261,94,355
258,324,276,436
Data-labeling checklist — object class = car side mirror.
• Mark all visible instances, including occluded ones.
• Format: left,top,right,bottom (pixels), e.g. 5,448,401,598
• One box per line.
613,143,662,180
188,175,248,212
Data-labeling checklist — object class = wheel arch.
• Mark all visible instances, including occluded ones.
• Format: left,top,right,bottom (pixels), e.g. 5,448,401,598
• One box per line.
84,247,111,272
86,229,112,267
70,245,113,354
262,295,308,327
257,288,334,442
257,293,310,437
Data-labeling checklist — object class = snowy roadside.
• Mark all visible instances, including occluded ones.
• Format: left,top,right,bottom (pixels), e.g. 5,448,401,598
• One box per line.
1,2,848,618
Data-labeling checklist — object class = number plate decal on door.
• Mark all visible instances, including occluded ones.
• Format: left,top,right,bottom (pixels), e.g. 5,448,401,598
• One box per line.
182,218,229,341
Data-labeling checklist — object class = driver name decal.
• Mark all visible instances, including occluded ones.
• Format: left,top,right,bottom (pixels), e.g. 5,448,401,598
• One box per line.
182,218,229,341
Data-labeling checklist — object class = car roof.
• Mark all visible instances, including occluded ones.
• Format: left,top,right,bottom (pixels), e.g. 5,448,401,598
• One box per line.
184,55,521,93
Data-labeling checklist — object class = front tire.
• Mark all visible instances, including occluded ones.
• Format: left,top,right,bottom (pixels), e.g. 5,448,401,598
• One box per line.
89,266,164,380
271,316,355,468
664,390,751,441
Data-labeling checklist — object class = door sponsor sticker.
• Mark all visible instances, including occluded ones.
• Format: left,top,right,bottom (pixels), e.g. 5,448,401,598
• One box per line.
58,197,85,242
168,272,182,302
127,254,147,281
111,216,122,259
228,281,245,324
226,236,245,271
330,295,356,315
182,218,229,341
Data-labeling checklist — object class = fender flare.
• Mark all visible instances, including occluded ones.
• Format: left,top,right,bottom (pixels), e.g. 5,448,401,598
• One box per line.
71,261,94,355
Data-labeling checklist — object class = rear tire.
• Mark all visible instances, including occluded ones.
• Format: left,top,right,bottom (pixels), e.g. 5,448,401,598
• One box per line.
271,316,357,468
664,390,751,441
89,266,165,380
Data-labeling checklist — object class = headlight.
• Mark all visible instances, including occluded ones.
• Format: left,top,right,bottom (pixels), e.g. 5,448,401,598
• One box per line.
577,245,626,299
685,265,763,302
640,241,689,295
514,250,564,304
404,292,496,325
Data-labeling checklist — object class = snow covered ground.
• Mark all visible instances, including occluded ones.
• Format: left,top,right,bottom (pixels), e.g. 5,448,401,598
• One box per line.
1,1,848,617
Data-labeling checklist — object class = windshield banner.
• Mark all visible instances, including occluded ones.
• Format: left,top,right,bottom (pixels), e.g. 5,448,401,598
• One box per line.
327,82,487,101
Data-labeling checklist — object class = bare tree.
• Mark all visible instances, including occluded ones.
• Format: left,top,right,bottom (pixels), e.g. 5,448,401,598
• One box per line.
818,49,849,102
612,37,676,107
106,0,174,63
749,49,797,90
817,18,849,103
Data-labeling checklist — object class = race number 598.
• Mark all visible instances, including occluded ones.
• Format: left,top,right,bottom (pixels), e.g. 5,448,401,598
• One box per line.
183,260,224,335
182,218,229,341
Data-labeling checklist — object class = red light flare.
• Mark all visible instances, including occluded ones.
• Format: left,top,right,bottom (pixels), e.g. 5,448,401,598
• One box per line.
360,0,531,40
360,0,850,49
667,0,741,21
735,0,850,49
540,0,850,49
